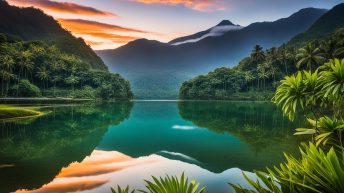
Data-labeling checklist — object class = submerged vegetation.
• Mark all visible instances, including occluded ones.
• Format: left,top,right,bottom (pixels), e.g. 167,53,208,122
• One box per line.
0,35,132,100
0,105,42,120
179,28,344,100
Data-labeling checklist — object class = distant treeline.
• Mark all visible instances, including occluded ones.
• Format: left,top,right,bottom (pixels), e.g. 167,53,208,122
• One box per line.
0,34,133,100
179,28,344,100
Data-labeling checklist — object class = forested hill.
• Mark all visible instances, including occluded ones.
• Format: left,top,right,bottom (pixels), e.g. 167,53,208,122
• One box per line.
0,1,107,70
179,3,344,100
290,3,344,45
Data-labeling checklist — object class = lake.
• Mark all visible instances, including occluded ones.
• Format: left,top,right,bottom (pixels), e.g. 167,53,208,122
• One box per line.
0,101,304,193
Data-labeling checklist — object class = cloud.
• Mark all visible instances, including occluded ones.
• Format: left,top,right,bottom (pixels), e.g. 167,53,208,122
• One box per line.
8,0,116,16
129,0,225,12
57,19,148,48
58,19,147,33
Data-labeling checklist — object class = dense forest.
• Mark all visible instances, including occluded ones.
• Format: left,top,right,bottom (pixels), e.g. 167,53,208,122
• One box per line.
0,34,133,100
179,27,344,100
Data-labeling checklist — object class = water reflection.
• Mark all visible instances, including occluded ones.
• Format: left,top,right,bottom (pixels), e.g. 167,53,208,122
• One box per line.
0,102,133,193
98,101,303,173
0,101,304,193
14,150,258,193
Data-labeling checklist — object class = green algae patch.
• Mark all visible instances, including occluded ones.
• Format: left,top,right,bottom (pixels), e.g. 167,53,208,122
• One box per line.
0,105,44,120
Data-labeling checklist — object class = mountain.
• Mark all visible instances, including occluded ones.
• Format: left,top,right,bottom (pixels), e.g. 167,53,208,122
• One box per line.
169,20,243,45
290,3,344,44
96,7,327,99
0,1,107,70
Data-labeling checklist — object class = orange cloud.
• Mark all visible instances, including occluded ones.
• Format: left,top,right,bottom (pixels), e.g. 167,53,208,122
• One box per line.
130,0,225,12
7,0,116,16
83,32,138,44
57,19,147,49
58,19,147,34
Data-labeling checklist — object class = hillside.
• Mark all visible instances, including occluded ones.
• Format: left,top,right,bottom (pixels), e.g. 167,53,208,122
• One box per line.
97,7,326,99
0,1,107,70
290,3,344,44
179,2,344,100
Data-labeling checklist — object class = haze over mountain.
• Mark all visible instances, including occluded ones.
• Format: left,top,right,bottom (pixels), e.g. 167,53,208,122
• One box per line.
169,20,243,46
97,7,327,99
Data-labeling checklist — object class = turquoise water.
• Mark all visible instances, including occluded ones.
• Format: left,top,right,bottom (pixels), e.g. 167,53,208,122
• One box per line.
0,101,304,193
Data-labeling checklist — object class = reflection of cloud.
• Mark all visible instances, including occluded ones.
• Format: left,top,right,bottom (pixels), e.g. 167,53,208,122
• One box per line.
13,150,259,193
130,0,226,12
8,0,115,16
15,179,109,193
172,125,196,130
159,150,200,163
14,150,161,193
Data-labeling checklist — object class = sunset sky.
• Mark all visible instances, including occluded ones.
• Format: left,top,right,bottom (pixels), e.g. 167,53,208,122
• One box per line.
7,0,343,50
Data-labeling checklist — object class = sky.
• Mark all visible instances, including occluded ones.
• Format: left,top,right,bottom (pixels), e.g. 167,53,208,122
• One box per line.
7,0,344,50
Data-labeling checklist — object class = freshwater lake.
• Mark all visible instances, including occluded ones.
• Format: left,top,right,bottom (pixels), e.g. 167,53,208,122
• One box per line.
0,101,304,193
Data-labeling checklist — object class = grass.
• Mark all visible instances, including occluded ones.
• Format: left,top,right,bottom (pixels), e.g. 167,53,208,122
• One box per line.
0,105,44,120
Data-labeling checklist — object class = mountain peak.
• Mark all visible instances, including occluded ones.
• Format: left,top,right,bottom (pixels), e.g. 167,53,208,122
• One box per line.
216,20,235,26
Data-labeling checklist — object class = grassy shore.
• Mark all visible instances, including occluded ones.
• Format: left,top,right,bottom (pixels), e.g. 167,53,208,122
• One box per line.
0,105,43,120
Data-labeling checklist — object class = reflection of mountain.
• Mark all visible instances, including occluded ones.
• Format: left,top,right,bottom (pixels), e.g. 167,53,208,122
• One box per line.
0,102,133,193
13,150,257,193
97,101,302,173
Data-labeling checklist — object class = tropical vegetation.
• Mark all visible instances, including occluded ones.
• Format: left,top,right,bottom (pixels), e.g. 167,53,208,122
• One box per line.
179,28,344,100
229,57,344,193
111,173,206,193
0,34,133,100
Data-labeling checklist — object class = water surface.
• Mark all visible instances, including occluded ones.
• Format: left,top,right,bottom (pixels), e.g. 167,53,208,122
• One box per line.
0,101,304,193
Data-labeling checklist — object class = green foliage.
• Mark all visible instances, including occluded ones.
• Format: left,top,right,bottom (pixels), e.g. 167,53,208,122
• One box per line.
0,35,133,100
110,173,206,193
140,173,206,193
231,143,344,193
111,186,135,193
10,79,41,97
73,86,96,99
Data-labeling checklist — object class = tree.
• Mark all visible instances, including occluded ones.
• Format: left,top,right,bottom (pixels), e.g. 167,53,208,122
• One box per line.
65,75,79,98
296,43,325,71
36,66,50,91
244,71,254,89
251,45,265,64
0,55,15,96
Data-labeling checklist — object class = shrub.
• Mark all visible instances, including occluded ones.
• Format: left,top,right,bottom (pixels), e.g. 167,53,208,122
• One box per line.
231,143,344,193
11,79,41,97
74,86,96,99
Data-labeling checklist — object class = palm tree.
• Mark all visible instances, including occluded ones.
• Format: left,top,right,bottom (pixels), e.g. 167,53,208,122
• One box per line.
296,43,325,71
0,55,15,96
36,66,50,91
278,44,289,74
251,45,265,64
51,75,61,97
244,71,254,89
65,75,79,97
257,63,269,90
